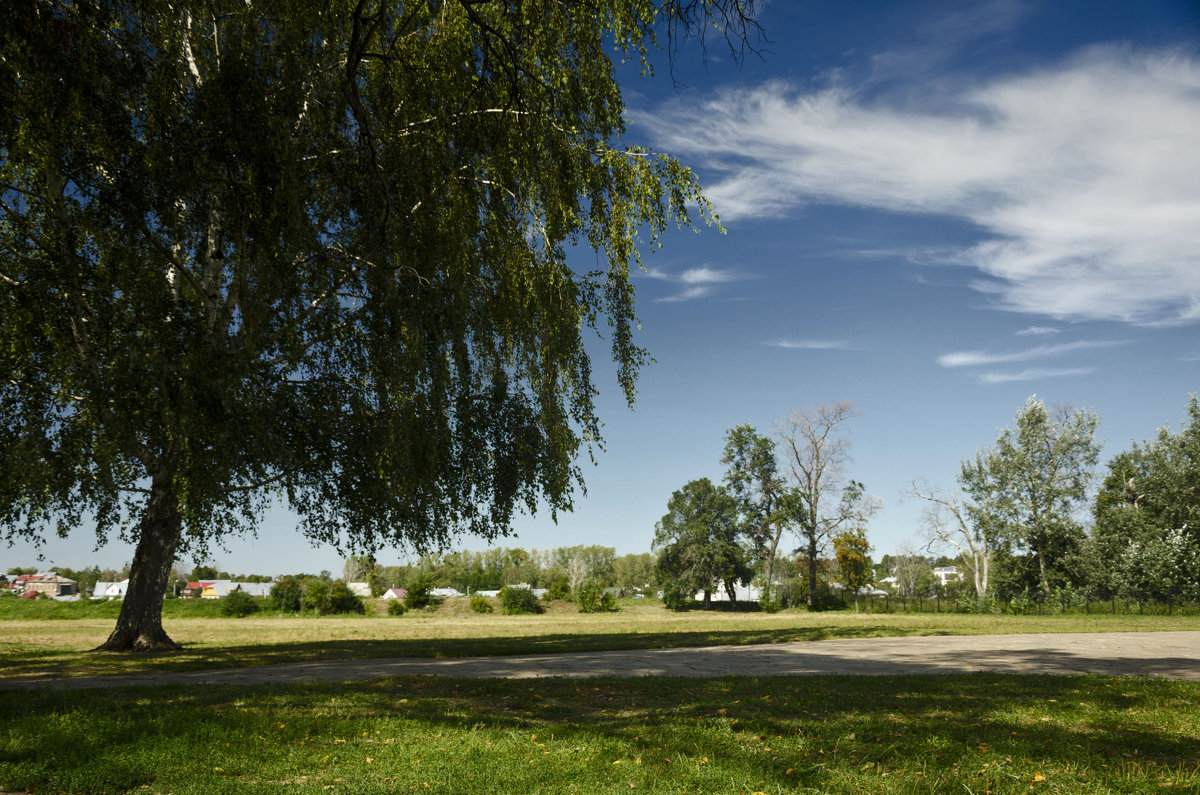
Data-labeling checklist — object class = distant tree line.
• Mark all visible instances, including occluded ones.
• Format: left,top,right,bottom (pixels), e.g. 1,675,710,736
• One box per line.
339,545,658,597
651,394,1200,614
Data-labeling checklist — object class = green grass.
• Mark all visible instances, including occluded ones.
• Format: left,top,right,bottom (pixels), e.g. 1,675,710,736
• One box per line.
2,602,1196,681
1,673,1197,793
0,596,228,620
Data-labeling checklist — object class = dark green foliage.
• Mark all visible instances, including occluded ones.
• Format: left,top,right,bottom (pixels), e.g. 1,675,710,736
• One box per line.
386,599,407,616
660,582,694,611
300,580,363,615
1090,396,1200,601
575,581,617,613
470,595,494,614
500,586,542,615
302,581,330,615
326,581,365,615
653,478,753,609
404,575,435,611
722,424,796,603
220,589,259,617
269,576,303,613
543,577,572,602
0,0,730,650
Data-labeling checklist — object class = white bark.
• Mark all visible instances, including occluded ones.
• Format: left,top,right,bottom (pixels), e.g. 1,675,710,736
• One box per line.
910,480,992,599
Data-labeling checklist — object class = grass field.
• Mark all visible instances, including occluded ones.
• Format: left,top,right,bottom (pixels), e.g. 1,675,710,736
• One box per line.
2,673,1198,793
2,603,1198,793
1,599,1197,680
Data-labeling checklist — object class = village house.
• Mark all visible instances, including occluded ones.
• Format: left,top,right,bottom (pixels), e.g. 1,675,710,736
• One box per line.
181,580,272,599
23,574,78,597
5,573,79,597
933,566,960,586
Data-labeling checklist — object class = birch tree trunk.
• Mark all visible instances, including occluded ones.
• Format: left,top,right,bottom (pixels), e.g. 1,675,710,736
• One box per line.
96,474,183,652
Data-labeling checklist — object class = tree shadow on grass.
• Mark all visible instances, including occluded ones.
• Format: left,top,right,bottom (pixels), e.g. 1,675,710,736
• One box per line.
2,674,1198,793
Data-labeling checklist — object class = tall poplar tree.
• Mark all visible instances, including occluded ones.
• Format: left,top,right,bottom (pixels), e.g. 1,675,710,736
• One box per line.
0,0,758,650
721,424,796,603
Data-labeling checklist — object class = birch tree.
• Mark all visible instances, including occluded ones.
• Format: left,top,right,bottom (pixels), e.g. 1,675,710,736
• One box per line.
0,0,758,650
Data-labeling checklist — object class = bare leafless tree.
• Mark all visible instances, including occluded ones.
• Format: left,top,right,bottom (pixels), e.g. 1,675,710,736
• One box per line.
777,400,880,608
890,540,930,598
909,479,993,599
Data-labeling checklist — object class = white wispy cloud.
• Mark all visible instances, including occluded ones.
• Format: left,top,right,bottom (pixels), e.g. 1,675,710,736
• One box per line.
634,46,1200,325
643,265,748,302
1016,326,1060,336
937,340,1122,368
980,367,1095,383
768,339,853,350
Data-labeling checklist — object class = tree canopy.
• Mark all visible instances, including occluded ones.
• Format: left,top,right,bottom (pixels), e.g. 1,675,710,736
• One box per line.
0,0,754,649
959,396,1100,598
721,423,796,602
653,478,752,609
1091,395,1200,601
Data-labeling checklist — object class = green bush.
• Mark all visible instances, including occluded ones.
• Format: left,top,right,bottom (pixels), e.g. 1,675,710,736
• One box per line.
500,586,542,615
221,589,260,617
327,580,365,614
301,580,364,615
576,581,617,613
543,577,571,601
404,574,435,610
270,576,303,612
660,582,694,612
386,599,407,616
302,580,330,614
758,595,780,614
470,594,494,614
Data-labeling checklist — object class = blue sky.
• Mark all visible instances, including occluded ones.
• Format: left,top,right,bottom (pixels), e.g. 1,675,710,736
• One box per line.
8,0,1199,576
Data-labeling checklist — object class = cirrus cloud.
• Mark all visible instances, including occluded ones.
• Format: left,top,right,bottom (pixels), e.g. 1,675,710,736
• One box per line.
937,339,1123,369
634,46,1200,326
643,265,749,302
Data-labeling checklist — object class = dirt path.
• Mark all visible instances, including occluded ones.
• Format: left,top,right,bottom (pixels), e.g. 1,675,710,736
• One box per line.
6,631,1198,690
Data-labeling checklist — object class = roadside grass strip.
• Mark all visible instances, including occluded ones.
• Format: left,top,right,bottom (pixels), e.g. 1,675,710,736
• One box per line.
2,674,1198,794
